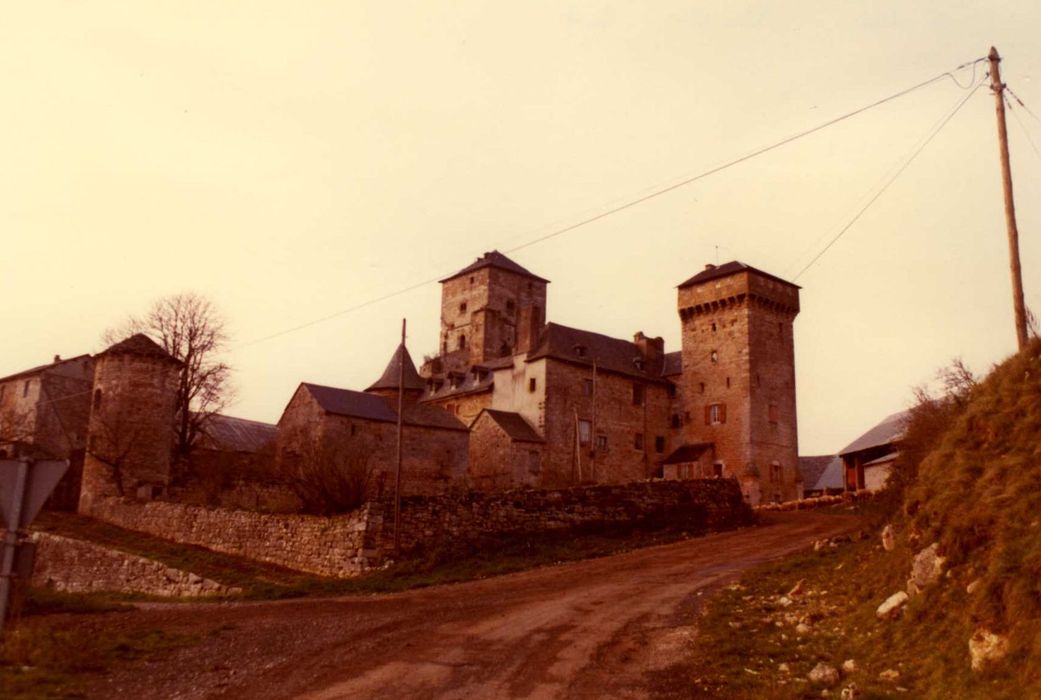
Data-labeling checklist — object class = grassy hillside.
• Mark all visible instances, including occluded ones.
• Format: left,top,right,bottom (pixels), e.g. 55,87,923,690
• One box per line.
686,340,1041,699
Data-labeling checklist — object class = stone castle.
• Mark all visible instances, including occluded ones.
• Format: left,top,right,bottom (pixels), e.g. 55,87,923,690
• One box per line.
0,251,802,510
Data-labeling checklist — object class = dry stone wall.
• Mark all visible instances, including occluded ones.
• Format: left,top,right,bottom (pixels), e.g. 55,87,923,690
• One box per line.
86,478,752,578
30,532,238,597
90,498,377,577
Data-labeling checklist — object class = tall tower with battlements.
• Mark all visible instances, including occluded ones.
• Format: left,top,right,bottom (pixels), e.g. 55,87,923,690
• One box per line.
676,262,800,505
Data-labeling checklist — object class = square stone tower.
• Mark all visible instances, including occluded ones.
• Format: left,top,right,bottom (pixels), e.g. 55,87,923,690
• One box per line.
433,251,549,373
676,262,800,505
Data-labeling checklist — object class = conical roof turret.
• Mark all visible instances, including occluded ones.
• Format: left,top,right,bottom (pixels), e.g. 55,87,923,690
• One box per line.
366,343,426,393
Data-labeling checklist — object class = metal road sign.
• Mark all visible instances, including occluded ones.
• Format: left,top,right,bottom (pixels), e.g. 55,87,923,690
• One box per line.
0,460,68,530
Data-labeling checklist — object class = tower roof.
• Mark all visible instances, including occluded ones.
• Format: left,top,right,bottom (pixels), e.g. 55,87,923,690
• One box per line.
439,250,550,284
366,343,426,392
677,261,800,290
99,333,182,365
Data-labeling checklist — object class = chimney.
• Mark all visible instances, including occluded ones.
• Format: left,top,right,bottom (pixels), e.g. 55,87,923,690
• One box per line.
516,303,543,355
53,354,61,363
633,332,664,371
704,263,716,271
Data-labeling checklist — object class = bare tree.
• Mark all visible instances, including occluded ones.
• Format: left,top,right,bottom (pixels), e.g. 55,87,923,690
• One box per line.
277,426,378,515
104,293,234,463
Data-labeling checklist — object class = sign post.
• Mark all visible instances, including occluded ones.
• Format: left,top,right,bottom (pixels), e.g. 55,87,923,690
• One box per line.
0,459,68,633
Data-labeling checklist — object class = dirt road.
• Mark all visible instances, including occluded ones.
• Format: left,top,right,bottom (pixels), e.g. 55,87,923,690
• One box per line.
77,511,860,699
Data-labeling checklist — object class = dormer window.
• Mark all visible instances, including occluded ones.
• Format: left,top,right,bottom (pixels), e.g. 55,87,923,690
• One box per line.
573,345,587,358
633,357,645,371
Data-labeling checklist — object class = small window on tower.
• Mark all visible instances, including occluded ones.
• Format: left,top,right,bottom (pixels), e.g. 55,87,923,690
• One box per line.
632,383,645,406
726,377,731,388
458,334,467,350
596,434,608,450
578,420,591,445
528,377,537,393
93,388,102,410
506,299,515,313
469,276,475,285
706,403,726,425
711,322,717,332
459,302,467,313
654,436,665,453
583,379,593,397
699,382,706,394
23,380,31,397
634,433,644,450
710,351,718,363
671,414,681,429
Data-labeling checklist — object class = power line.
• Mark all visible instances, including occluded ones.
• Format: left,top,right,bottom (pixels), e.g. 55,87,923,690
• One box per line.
236,57,987,350
1005,91,1041,164
792,77,987,281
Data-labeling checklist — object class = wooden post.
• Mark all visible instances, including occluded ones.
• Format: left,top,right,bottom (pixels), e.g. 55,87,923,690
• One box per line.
988,46,1030,350
393,319,405,554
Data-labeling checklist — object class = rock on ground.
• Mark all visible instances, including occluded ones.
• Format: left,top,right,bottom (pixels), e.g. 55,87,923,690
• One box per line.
876,591,909,620
881,524,896,551
907,542,945,596
808,663,840,687
969,628,1009,671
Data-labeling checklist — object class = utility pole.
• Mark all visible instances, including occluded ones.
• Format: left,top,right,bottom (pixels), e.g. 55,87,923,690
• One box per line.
988,46,1030,350
393,318,405,554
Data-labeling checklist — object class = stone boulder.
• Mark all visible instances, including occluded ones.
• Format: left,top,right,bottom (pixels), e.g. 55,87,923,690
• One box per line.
969,628,1009,671
907,542,945,596
881,524,895,552
808,663,840,687
876,591,909,620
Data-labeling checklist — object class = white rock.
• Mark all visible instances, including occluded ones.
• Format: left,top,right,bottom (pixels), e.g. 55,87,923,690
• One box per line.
881,524,896,551
840,683,859,699
778,662,791,674
876,591,908,620
907,542,946,597
796,623,812,635
966,578,982,595
841,659,856,674
969,628,1009,671
808,663,840,687
778,596,794,608
878,669,900,682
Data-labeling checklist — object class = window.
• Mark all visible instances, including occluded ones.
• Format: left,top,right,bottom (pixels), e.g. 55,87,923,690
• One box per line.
769,403,779,424
699,382,705,394
667,383,676,398
713,462,724,478
22,380,31,398
506,299,516,313
528,450,541,475
573,345,587,357
711,322,717,332
705,403,726,425
596,435,608,450
726,376,731,388
469,276,475,285
350,423,357,436
458,334,467,350
634,433,644,450
654,436,665,454
459,302,467,313
528,377,537,393
578,419,591,445
710,350,718,364
583,379,593,397
632,383,644,406
670,413,681,429
93,388,102,410
770,461,783,483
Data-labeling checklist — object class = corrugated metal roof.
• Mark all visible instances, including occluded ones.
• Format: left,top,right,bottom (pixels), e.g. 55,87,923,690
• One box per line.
439,250,550,284
838,410,909,456
478,409,543,443
677,261,800,290
366,344,426,392
662,442,713,465
303,383,467,432
197,413,277,453
526,323,670,383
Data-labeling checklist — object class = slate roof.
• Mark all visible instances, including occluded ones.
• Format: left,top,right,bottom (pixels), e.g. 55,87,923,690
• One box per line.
476,409,544,443
197,413,277,453
661,351,682,377
798,455,835,489
0,354,93,384
366,344,426,392
100,334,182,364
677,261,800,290
439,250,550,284
811,456,844,491
422,369,495,401
662,442,713,465
526,323,670,383
839,410,909,457
302,383,467,432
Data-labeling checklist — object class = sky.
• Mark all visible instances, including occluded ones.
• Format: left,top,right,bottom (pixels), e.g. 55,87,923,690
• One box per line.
3,2,1040,454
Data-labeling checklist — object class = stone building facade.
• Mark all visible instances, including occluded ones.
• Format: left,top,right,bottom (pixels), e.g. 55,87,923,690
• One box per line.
79,334,182,513
418,252,802,505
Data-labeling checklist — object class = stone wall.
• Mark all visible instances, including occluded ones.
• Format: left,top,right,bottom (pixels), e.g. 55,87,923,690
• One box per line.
86,478,751,578
383,477,753,555
30,532,238,597
90,498,377,577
